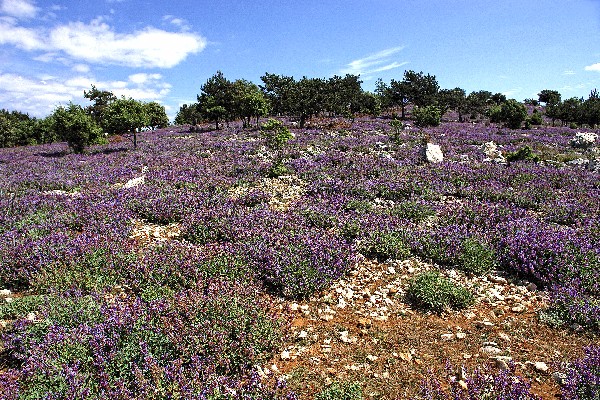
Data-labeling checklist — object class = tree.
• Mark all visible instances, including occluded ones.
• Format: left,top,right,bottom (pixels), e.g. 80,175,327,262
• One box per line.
436,88,466,121
538,89,561,106
260,73,296,116
325,74,363,117
102,97,148,148
83,85,116,125
413,105,441,127
144,101,169,130
557,97,583,126
232,79,269,127
465,90,492,119
197,71,235,129
174,103,202,126
499,99,527,129
490,93,507,105
52,103,102,153
388,79,411,119
402,70,439,108
581,89,600,128
291,77,326,128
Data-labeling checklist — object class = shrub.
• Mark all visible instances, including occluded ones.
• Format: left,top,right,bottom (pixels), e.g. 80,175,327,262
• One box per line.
456,237,497,275
487,105,503,123
420,363,540,400
389,201,435,222
52,103,103,153
359,230,411,262
529,110,543,125
499,99,527,129
505,145,540,162
315,381,363,400
413,105,441,128
407,271,474,312
561,346,600,400
261,118,294,152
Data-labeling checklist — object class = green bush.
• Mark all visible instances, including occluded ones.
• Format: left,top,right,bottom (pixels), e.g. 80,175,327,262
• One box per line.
360,230,411,262
499,99,527,129
457,237,497,275
52,103,103,153
506,145,540,163
315,381,363,400
407,271,474,312
487,105,503,123
529,110,543,125
261,118,293,151
413,105,441,128
388,201,435,222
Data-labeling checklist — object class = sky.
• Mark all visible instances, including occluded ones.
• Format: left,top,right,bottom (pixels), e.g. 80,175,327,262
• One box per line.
1,0,599,121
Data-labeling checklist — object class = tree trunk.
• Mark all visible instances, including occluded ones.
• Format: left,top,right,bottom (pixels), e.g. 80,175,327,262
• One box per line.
300,115,306,129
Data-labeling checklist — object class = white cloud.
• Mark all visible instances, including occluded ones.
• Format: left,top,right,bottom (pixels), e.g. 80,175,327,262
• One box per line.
0,71,173,117
72,64,90,73
0,0,39,18
563,70,576,75
339,46,406,78
163,15,190,31
49,19,206,68
0,18,44,50
0,17,207,68
584,63,600,72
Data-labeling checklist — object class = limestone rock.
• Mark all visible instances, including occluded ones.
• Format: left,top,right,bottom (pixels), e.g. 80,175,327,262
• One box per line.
422,143,444,163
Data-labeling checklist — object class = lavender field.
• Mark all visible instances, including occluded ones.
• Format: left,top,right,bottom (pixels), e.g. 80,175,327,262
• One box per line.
0,117,599,399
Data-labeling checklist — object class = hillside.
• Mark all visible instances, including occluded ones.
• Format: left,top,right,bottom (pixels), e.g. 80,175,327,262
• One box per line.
0,117,598,399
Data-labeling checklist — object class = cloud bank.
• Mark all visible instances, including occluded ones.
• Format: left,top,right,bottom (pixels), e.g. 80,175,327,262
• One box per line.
339,46,407,79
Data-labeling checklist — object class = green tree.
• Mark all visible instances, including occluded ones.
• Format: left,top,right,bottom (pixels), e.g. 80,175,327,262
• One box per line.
465,90,492,119
232,79,269,127
436,88,466,121
388,79,411,119
83,85,116,125
581,89,600,128
197,71,235,129
102,97,148,148
490,92,507,105
538,89,561,106
52,103,102,153
144,101,169,130
291,77,326,128
413,105,441,127
402,70,439,108
557,97,583,126
0,113,17,148
499,99,527,129
260,73,296,116
174,103,202,126
325,74,363,117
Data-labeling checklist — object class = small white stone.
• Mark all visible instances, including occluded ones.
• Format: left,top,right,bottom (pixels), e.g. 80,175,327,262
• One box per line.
440,333,455,341
366,355,379,362
534,362,549,373
280,351,291,360
0,289,11,297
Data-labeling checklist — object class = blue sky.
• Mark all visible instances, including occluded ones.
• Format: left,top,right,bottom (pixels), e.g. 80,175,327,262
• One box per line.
1,0,599,121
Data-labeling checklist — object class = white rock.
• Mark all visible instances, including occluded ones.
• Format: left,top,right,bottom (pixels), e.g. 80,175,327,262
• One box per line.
123,176,145,189
0,289,11,297
534,362,549,373
440,333,455,341
481,346,502,355
280,351,291,360
423,143,444,163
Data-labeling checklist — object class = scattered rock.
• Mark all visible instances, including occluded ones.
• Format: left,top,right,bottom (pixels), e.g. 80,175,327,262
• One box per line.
423,143,444,163
534,361,549,373
123,175,145,189
366,355,379,362
481,142,506,163
456,332,467,340
526,283,537,292
440,333,455,341
511,305,526,313
0,289,11,297
552,371,567,386
481,345,502,356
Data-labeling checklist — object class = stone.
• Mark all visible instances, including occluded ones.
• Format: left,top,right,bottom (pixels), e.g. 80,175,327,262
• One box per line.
481,346,502,356
440,333,455,341
366,355,379,362
552,372,567,386
280,351,291,360
456,332,467,340
526,283,537,292
423,143,444,163
495,358,509,370
123,176,145,189
481,142,506,163
0,289,11,297
570,131,598,149
511,305,526,313
534,362,549,373
297,330,308,340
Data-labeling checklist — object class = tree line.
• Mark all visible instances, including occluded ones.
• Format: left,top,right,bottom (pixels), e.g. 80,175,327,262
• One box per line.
0,86,169,152
2,69,600,152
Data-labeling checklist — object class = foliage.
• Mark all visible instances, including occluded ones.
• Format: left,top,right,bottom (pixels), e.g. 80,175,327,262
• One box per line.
102,97,148,148
261,118,294,151
407,271,474,312
436,88,466,121
144,101,169,129
498,99,528,129
315,381,363,400
174,103,202,126
456,237,497,275
197,70,235,129
52,103,103,153
413,105,442,127
505,145,540,162
83,84,116,125
360,230,411,262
